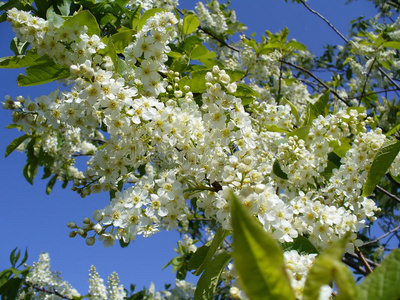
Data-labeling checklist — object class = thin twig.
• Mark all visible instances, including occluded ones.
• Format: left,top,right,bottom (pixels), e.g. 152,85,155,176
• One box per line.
342,256,367,276
361,223,400,247
300,0,349,43
300,0,400,92
356,247,374,273
279,59,350,106
375,185,400,204
345,252,379,267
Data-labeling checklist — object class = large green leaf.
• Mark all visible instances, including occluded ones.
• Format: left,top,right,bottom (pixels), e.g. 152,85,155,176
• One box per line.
362,138,400,196
230,191,295,300
303,232,357,300
63,10,100,37
17,61,69,86
0,49,52,69
193,253,231,300
357,249,400,300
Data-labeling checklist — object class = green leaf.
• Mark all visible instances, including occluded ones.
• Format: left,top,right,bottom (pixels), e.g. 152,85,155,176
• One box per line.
226,69,246,82
188,244,210,271
46,175,57,195
194,253,231,300
23,157,39,185
385,122,400,136
380,41,400,49
234,84,260,98
265,125,290,133
230,191,295,300
286,126,310,140
357,249,400,300
0,277,23,299
362,138,400,196
183,14,200,35
63,10,100,37
0,49,52,69
281,235,318,255
17,61,69,86
137,8,164,31
313,90,330,117
191,44,216,60
283,98,299,126
10,37,29,55
5,134,30,157
192,226,227,276
111,30,135,53
273,160,288,180
303,232,356,300
286,40,307,51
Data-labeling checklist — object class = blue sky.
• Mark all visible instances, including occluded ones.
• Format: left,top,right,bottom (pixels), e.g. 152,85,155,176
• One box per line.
0,0,378,295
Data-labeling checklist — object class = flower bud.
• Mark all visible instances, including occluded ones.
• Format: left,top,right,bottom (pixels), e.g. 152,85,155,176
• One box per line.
86,237,95,246
67,221,77,229
69,231,77,238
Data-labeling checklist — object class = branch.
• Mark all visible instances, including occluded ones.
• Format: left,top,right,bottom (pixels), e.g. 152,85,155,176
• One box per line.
342,255,367,276
300,1,349,43
279,59,351,106
175,6,239,52
375,185,400,204
361,223,400,247
299,0,400,92
356,247,374,273
28,284,75,300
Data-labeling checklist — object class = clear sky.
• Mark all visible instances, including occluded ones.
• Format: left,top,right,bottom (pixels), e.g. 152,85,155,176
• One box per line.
0,0,378,295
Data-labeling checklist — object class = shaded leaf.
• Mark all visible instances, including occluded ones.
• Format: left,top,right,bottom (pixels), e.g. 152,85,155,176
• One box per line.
194,253,231,300
5,134,30,157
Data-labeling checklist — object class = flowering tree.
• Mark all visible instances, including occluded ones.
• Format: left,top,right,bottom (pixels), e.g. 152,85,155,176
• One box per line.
1,0,400,299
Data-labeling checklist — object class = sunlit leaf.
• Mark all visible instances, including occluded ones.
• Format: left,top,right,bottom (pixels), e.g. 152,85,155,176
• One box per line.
362,138,400,196
230,191,295,300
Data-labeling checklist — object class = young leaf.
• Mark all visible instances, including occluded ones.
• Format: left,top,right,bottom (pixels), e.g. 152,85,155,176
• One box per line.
183,14,200,35
5,134,30,157
303,232,357,300
357,249,400,300
362,138,400,196
230,191,295,300
17,61,69,86
194,253,231,300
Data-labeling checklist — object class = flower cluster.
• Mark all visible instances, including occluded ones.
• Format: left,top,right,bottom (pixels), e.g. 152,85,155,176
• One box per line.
2,2,391,298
